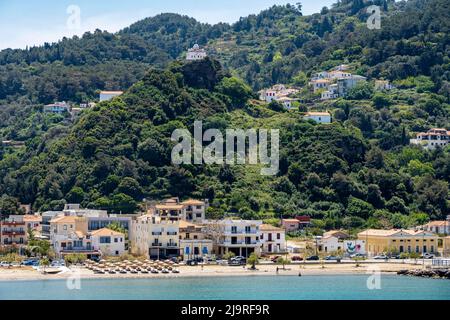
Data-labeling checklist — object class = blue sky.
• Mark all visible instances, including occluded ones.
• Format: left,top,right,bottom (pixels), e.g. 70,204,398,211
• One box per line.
0,0,336,50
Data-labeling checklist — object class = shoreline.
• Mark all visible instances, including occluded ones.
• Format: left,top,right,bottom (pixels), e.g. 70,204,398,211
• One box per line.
0,263,422,282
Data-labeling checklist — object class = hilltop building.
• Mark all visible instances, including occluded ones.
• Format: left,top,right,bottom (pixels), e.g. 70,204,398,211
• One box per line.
43,102,70,114
186,44,207,61
410,128,449,150
99,91,123,102
304,111,332,124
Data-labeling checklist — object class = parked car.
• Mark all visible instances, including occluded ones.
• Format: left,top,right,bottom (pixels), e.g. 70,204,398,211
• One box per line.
421,253,435,259
21,259,39,266
306,255,319,261
0,261,11,268
271,256,281,263
373,255,389,260
229,256,246,266
350,253,366,258
292,256,303,261
325,255,342,261
186,259,198,266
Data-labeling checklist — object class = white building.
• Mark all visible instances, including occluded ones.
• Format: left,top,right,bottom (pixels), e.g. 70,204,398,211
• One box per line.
90,228,126,257
421,220,450,235
186,44,207,61
410,128,450,150
337,75,367,97
321,84,338,100
375,80,394,91
259,224,286,254
203,219,261,258
180,199,206,224
317,235,365,256
304,111,332,124
99,91,123,102
259,85,299,104
310,79,330,93
43,102,70,114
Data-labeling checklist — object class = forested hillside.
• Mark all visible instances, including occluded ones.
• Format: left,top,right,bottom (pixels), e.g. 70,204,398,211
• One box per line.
0,0,449,232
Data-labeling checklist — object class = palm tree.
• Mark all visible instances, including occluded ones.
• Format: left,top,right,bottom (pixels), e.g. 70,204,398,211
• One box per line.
247,253,259,270
40,257,50,273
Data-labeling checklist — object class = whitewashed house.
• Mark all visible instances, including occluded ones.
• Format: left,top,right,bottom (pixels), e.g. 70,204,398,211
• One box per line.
410,128,450,150
304,111,332,124
90,228,125,256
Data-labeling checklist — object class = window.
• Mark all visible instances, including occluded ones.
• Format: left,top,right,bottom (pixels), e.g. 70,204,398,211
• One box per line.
231,226,237,234
114,238,118,243
63,225,67,230
277,233,281,240
115,251,119,255
245,226,251,233
100,237,111,244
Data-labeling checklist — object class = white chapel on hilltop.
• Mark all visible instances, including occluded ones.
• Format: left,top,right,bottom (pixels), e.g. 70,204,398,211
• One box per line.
186,44,207,61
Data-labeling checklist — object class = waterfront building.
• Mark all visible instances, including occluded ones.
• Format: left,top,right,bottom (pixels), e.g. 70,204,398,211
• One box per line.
259,224,286,254
410,128,450,150
186,44,207,61
203,219,261,258
99,91,123,102
130,213,180,260
90,228,125,257
179,221,213,261
357,229,438,256
304,111,332,124
50,215,100,259
0,216,27,246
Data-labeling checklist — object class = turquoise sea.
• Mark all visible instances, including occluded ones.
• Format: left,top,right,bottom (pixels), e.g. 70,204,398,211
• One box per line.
0,275,449,300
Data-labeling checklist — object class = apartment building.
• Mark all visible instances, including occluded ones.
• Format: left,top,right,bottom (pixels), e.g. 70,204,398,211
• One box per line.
259,224,286,254
204,219,261,258
90,228,126,257
0,215,27,246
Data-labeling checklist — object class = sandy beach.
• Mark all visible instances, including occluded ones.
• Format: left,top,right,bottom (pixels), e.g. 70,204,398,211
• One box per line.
0,261,427,282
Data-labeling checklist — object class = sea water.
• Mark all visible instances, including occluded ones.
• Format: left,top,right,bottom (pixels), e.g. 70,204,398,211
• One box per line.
0,275,449,300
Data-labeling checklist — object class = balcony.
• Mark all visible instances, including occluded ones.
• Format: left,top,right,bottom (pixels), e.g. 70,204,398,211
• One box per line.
61,247,95,252
152,232,162,236
167,232,178,236
151,243,163,247
226,230,258,235
1,231,26,236
221,240,259,246
167,243,178,247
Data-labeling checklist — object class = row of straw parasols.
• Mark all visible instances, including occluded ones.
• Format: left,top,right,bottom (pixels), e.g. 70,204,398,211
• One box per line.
84,259,180,274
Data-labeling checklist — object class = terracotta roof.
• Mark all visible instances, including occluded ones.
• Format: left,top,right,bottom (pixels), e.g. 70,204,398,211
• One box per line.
260,224,284,231
100,91,123,94
22,215,42,222
426,221,448,227
90,228,124,237
181,199,205,206
179,221,201,229
358,229,437,237
282,219,300,223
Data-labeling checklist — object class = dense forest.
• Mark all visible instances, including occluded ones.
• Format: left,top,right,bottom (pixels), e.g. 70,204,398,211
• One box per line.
0,0,449,232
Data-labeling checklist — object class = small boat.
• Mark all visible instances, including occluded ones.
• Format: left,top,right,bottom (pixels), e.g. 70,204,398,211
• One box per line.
151,268,159,274
172,269,180,274
162,269,169,274
120,269,128,274
42,267,63,275
130,269,138,274
141,269,149,274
